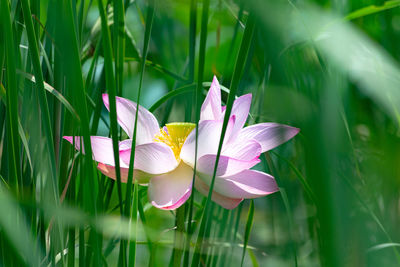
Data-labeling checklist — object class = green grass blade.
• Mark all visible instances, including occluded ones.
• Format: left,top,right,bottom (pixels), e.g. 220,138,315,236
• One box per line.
113,0,125,96
149,83,195,112
113,1,128,260
227,202,243,266
137,197,153,253
97,0,124,216
84,35,102,96
0,187,44,266
367,243,400,253
240,200,254,267
128,181,138,266
345,1,400,20
188,0,197,82
340,174,400,262
1,0,22,191
126,1,156,266
124,57,187,82
125,0,156,216
18,71,80,121
186,0,207,265
265,153,298,267
57,0,101,264
222,0,244,80
210,209,229,267
0,93,33,177
17,118,33,175
192,11,255,267
247,249,260,267
172,205,186,267
271,151,317,204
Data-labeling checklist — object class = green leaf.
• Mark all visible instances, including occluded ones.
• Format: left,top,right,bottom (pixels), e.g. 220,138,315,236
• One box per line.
247,248,260,267
0,187,44,266
126,1,156,266
1,0,22,191
368,243,400,253
18,71,80,121
149,83,195,112
18,119,33,175
240,200,254,267
345,1,400,21
271,151,317,204
21,0,58,190
192,8,256,267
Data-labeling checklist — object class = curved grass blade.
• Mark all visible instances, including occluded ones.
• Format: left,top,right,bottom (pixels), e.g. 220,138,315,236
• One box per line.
18,118,33,174
340,174,400,262
345,1,400,21
201,82,233,98
367,243,400,253
147,81,231,113
84,35,102,95
340,112,400,262
240,200,254,267
149,83,195,112
0,174,9,190
271,151,317,204
18,71,80,121
222,0,244,80
124,57,187,82
247,249,260,267
38,41,54,84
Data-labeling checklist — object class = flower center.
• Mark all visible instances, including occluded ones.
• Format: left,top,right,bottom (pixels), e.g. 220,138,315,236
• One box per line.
154,122,196,161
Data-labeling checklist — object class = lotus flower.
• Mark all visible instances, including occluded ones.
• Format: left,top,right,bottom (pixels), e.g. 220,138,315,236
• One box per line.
64,76,299,210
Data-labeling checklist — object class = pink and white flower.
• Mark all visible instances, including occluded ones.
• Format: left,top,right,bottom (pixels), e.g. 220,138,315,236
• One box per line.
64,76,299,210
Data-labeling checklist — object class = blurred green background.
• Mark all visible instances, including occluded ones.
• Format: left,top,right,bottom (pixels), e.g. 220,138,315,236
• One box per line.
1,0,400,266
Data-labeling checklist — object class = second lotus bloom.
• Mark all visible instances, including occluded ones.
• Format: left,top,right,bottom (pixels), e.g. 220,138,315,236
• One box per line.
64,76,299,210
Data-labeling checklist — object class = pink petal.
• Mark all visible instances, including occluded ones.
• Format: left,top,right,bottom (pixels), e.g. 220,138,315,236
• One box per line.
198,169,279,199
238,123,300,152
97,163,151,184
180,117,235,167
222,139,261,161
194,177,242,209
196,154,260,177
200,76,222,121
119,139,132,150
119,142,178,175
148,163,193,210
63,136,129,168
222,94,252,142
102,94,160,144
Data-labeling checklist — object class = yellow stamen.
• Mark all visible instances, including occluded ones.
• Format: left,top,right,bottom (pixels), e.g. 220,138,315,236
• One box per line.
154,122,196,161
